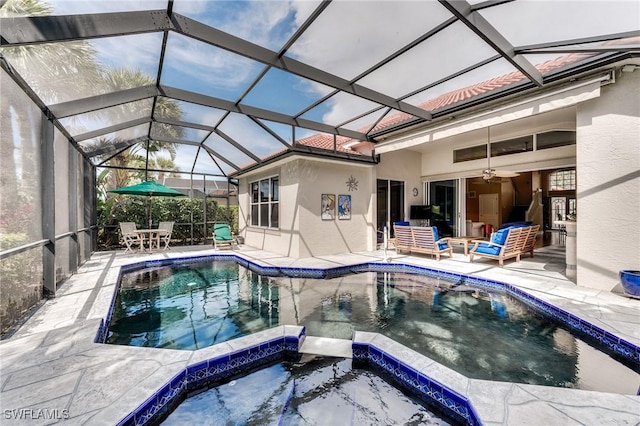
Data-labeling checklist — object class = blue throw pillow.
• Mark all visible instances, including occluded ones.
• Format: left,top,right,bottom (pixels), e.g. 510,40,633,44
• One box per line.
491,228,510,245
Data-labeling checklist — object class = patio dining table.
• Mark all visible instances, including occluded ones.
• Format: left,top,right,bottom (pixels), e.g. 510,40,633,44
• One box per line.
136,229,161,253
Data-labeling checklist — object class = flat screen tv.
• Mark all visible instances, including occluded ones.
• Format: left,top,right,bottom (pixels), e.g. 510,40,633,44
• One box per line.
410,205,431,220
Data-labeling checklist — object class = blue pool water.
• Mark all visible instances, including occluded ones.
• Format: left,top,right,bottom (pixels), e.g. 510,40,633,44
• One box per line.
164,356,451,426
106,259,639,393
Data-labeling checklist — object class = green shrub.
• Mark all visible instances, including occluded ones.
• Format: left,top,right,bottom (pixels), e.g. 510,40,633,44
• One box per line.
97,197,238,249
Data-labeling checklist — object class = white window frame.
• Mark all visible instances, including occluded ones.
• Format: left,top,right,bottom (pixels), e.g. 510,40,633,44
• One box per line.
250,176,279,229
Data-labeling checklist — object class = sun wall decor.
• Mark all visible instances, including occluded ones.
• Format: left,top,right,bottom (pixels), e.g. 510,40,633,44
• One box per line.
346,175,358,191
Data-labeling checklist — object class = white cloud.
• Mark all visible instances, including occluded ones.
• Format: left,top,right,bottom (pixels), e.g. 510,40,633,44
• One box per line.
163,33,261,91
93,33,163,76
318,92,379,125
287,1,451,80
48,0,168,15
218,112,286,159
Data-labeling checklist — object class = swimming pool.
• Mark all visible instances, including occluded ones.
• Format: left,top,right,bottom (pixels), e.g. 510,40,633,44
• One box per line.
105,258,639,394
164,356,452,425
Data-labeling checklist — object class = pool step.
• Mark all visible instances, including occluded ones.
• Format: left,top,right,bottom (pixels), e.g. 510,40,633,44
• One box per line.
299,336,352,358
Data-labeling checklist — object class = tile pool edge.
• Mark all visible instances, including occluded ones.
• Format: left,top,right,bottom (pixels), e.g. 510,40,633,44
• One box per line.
116,325,305,426
353,331,482,426
96,253,640,369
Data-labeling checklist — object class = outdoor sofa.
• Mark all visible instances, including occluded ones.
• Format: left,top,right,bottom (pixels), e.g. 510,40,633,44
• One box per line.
393,224,453,261
469,224,540,267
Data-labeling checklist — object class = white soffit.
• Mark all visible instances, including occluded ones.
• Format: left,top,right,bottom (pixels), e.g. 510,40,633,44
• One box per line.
374,75,609,155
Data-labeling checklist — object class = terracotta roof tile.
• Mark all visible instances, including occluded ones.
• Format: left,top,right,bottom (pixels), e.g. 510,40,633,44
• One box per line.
294,133,363,154
370,50,598,133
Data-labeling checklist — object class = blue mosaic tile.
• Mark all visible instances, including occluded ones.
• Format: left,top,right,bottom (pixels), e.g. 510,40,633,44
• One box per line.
231,348,250,360
111,253,640,425
352,343,369,362
382,353,400,376
170,371,187,391
284,336,299,353
417,373,433,395
186,360,208,377
370,346,383,363
133,394,160,426
94,319,107,343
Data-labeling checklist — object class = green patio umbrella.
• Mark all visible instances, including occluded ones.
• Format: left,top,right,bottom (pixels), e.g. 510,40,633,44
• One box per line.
108,181,185,228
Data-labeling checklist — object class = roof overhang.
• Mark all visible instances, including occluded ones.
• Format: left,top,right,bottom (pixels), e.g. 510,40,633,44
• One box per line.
374,72,611,155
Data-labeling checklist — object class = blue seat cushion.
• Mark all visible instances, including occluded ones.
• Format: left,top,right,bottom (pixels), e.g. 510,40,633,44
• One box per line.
499,221,532,230
474,243,502,256
491,228,510,245
432,227,449,250
394,221,410,227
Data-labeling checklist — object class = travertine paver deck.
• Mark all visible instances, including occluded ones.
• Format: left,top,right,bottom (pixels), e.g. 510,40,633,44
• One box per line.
1,244,638,425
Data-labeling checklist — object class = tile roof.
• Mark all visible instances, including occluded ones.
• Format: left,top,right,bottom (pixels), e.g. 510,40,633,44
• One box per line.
370,50,596,134
291,50,599,154
248,37,637,164
294,133,357,153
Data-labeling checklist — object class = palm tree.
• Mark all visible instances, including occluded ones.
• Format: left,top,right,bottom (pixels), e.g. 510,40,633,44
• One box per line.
0,0,105,104
98,68,183,188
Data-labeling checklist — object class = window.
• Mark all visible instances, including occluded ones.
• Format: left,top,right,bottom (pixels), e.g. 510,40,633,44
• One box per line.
537,131,576,150
453,144,486,163
549,170,576,191
491,135,533,157
250,176,279,228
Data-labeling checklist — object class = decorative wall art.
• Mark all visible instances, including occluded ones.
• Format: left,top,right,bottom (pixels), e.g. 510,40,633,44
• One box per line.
346,175,358,191
338,194,351,220
321,194,336,220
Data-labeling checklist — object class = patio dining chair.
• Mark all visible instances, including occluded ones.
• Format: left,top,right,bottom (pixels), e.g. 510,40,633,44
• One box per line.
119,222,142,253
158,221,174,250
212,223,236,250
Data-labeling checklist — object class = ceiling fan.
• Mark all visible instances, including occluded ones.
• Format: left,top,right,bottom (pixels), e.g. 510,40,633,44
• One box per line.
480,126,519,182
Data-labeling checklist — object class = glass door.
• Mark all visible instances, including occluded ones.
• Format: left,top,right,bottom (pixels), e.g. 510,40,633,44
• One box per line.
376,179,404,243
428,180,458,237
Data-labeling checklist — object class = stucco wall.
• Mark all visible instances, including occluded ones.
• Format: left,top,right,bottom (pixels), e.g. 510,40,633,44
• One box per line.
239,157,374,257
419,108,577,181
576,70,640,290
376,150,425,220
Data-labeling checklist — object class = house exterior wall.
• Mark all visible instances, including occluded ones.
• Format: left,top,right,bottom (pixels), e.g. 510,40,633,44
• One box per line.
419,108,577,181
238,157,374,257
376,150,425,220
576,69,640,291
236,72,639,291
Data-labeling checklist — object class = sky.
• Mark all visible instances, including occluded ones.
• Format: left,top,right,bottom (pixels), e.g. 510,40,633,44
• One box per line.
3,0,639,177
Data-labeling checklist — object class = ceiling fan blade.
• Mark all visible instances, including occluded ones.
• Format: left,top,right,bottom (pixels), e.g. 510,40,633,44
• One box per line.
493,170,520,178
469,177,487,184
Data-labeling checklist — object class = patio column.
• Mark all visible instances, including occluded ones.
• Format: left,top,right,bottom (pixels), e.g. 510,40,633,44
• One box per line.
559,220,577,281
41,113,56,296
69,144,78,274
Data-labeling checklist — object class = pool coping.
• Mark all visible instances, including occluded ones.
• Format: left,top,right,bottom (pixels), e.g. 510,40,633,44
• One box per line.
116,325,306,426
98,253,640,367
103,252,639,425
1,247,638,426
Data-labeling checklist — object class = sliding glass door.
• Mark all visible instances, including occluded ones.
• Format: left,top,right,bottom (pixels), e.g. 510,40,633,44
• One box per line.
376,179,404,242
428,180,458,237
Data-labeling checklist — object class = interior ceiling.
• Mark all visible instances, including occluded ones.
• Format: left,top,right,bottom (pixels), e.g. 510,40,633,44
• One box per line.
1,0,638,180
